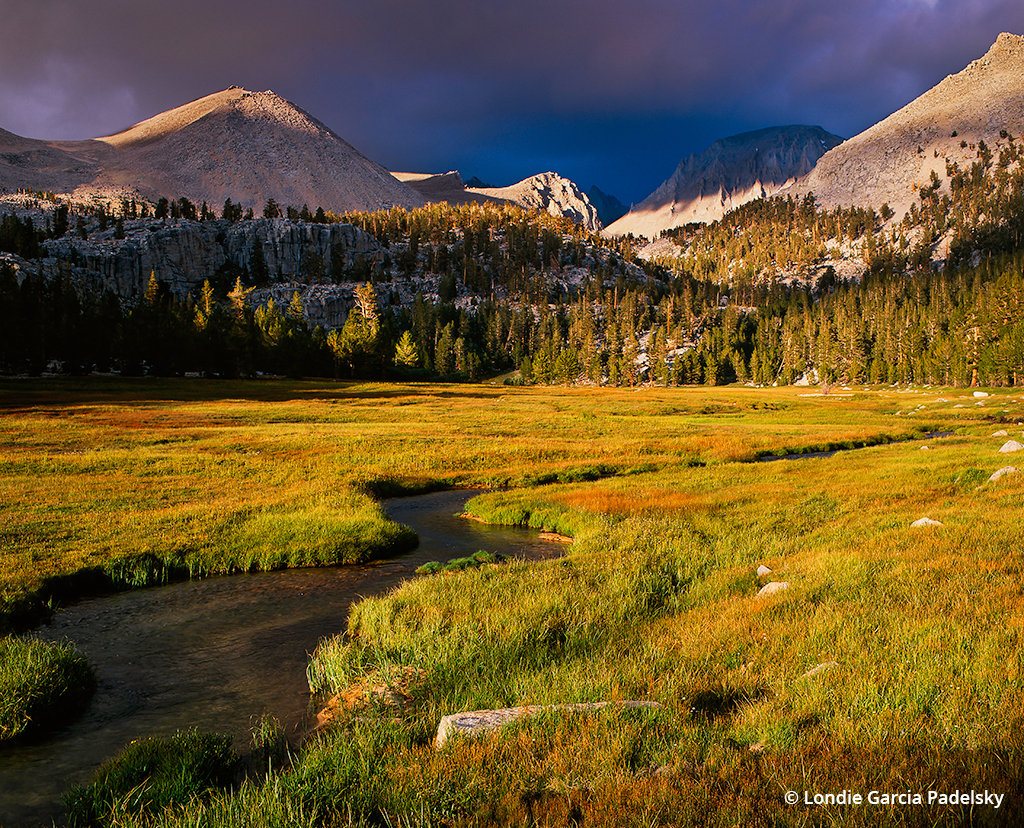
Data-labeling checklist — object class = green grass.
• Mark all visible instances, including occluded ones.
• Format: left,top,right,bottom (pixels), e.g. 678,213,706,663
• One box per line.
414,550,504,574
5,378,1024,825
301,399,1024,825
0,636,94,740
63,729,242,827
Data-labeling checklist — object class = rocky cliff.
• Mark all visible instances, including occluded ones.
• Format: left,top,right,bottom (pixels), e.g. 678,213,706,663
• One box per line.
605,126,844,239
38,218,383,304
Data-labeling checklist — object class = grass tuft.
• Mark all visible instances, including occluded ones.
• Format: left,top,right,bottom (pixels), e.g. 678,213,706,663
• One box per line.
63,729,241,826
0,636,94,741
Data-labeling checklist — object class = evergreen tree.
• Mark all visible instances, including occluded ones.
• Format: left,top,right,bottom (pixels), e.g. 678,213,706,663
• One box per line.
394,330,419,367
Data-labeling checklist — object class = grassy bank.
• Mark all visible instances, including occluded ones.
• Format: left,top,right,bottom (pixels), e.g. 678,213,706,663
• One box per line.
63,729,241,826
3,378,1024,825
0,637,94,741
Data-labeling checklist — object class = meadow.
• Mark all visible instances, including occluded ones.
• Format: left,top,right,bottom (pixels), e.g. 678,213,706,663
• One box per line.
2,377,1023,825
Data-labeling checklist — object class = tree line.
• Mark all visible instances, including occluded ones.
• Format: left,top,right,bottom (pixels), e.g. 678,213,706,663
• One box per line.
5,139,1024,387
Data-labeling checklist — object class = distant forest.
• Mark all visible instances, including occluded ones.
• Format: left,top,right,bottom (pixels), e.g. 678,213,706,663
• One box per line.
4,134,1024,387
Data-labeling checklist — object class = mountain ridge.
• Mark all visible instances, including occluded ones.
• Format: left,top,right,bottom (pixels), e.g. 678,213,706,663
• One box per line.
396,170,604,231
6,34,1024,238
605,125,844,239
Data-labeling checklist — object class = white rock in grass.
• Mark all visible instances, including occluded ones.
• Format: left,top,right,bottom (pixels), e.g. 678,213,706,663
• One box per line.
999,440,1024,453
756,581,789,597
989,466,1019,483
974,391,990,398
911,517,943,527
756,564,772,577
800,661,839,679
992,430,1009,437
434,700,661,749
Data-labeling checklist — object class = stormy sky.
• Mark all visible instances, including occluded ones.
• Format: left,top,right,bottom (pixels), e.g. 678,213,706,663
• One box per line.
2,0,1024,204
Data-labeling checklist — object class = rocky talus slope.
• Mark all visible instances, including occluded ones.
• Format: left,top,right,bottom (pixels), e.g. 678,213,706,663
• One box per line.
785,32,1024,217
605,125,843,239
0,128,99,194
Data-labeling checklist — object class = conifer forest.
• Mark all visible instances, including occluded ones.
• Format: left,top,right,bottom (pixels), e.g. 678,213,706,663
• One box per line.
4,137,1024,388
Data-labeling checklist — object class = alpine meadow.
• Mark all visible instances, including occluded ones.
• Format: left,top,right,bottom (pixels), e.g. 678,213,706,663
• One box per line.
3,23,1024,828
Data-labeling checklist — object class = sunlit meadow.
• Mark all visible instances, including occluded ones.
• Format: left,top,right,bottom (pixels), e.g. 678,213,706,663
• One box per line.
3,377,1023,825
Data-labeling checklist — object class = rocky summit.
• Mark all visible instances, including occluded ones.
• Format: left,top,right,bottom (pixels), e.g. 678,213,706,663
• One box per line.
397,170,604,231
0,87,426,214
605,125,843,239
470,172,603,232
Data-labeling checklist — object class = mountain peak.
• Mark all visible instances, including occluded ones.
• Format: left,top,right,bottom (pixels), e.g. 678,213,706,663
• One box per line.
478,172,603,231
588,185,627,226
605,125,843,238
787,32,1024,217
989,31,1024,57
0,88,426,213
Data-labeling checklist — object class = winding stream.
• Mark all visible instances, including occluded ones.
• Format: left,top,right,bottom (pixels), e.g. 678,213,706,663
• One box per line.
0,490,560,827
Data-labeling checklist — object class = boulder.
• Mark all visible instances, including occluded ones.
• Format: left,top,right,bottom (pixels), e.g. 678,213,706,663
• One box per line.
434,700,660,749
538,531,573,543
800,661,839,679
756,581,789,597
756,564,772,577
911,517,943,527
989,466,1019,483
998,440,1024,453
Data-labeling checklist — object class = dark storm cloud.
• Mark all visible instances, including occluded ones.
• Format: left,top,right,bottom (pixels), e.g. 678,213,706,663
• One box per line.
2,0,1024,202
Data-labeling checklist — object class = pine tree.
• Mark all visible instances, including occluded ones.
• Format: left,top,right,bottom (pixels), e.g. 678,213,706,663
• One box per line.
286,291,305,323
435,323,455,375
394,330,419,367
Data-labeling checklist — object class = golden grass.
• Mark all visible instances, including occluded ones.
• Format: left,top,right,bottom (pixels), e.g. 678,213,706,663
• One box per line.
7,377,1024,825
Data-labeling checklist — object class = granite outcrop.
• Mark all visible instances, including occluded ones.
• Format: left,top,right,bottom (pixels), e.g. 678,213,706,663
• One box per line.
38,218,383,303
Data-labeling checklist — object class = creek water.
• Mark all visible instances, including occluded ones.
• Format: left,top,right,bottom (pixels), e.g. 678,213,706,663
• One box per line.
757,432,954,462
0,490,561,827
